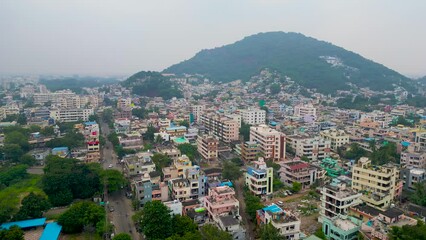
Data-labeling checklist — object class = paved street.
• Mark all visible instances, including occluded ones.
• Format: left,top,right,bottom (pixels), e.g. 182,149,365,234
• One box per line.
100,118,140,240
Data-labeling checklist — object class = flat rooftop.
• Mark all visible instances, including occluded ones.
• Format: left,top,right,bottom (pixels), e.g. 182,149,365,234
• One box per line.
334,218,358,231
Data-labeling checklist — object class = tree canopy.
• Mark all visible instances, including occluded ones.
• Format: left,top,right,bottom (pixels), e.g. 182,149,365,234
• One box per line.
14,192,50,220
58,201,105,234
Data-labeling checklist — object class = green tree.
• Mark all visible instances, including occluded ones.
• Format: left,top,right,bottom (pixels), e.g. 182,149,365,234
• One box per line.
300,156,310,162
58,201,105,234
0,165,28,187
108,133,120,146
42,156,101,206
171,215,198,237
410,182,426,206
177,143,199,161
102,169,127,193
19,154,36,166
133,201,173,240
344,143,367,161
239,122,251,141
14,192,51,220
5,130,30,152
144,125,156,141
244,189,264,220
269,83,281,95
389,220,426,240
0,225,24,240
113,233,132,240
166,231,202,240
132,108,146,119
3,144,24,162
260,223,283,240
199,224,232,240
222,161,242,181
152,153,172,170
40,126,55,136
292,181,302,193
178,120,189,128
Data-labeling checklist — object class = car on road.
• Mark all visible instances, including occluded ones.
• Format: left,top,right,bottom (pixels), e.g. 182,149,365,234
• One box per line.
109,206,115,212
108,164,113,168
277,201,284,206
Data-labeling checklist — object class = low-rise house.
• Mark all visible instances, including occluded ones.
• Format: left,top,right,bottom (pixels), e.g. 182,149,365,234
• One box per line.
204,186,239,222
281,160,319,189
256,204,301,239
322,215,362,240
118,131,143,149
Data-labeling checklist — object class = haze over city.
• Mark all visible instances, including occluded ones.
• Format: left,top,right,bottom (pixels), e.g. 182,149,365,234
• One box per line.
0,0,425,77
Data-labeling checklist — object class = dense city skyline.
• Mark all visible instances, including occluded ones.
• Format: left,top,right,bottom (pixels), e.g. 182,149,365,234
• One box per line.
1,0,425,77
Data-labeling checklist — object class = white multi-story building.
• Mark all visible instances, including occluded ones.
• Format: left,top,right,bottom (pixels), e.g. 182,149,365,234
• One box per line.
319,180,362,223
287,135,331,161
250,124,286,161
245,157,274,196
293,103,316,117
191,105,205,123
320,129,350,151
240,108,266,125
200,113,239,143
49,108,94,122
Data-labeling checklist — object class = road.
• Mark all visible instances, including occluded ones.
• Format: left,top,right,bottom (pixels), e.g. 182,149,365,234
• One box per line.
100,118,140,240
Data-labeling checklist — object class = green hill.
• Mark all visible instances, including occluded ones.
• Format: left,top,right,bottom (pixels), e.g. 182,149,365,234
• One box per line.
164,32,411,94
122,71,182,99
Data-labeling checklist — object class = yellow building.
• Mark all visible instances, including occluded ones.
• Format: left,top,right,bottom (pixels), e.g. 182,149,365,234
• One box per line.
320,129,350,151
173,155,192,178
351,157,402,211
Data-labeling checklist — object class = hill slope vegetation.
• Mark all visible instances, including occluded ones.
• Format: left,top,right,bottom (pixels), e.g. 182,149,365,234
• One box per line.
164,32,410,93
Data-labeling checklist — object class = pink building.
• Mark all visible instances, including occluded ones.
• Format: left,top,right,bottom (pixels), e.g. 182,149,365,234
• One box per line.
204,186,239,221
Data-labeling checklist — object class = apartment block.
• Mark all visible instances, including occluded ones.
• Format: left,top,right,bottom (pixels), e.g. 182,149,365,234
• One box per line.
256,204,301,240
240,108,266,125
114,118,131,134
133,172,169,206
123,153,155,177
200,113,239,143
320,180,362,222
83,121,100,163
118,131,143,149
49,108,94,122
33,90,76,105
351,157,402,211
197,134,219,162
168,165,206,201
240,141,260,162
287,135,331,161
400,143,426,168
322,215,362,240
281,160,319,189
320,129,350,151
293,103,316,117
250,124,285,161
117,97,131,109
191,105,205,123
245,157,273,196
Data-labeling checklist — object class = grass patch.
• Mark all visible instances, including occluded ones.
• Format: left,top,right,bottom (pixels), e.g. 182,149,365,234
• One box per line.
0,174,44,214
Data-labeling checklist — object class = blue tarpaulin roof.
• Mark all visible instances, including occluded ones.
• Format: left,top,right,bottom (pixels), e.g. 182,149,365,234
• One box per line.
401,141,411,147
40,222,62,240
263,204,282,213
0,218,46,230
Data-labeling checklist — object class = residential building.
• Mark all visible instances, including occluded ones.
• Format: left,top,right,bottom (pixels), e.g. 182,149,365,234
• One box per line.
240,108,266,125
320,179,362,222
49,108,94,122
124,154,156,177
83,121,100,163
256,204,301,240
240,141,260,162
191,105,205,123
287,135,331,161
360,208,417,240
169,164,206,201
293,103,316,118
250,124,286,161
117,97,131,109
204,186,239,222
400,167,426,191
165,126,187,137
351,157,402,211
197,134,219,162
217,215,246,240
320,129,350,151
118,131,143,149
164,200,183,215
114,118,131,134
281,160,319,189
322,215,362,240
400,144,426,168
200,113,239,143
245,157,273,196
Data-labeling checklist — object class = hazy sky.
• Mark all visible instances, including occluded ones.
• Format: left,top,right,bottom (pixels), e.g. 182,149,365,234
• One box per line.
1,0,425,77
